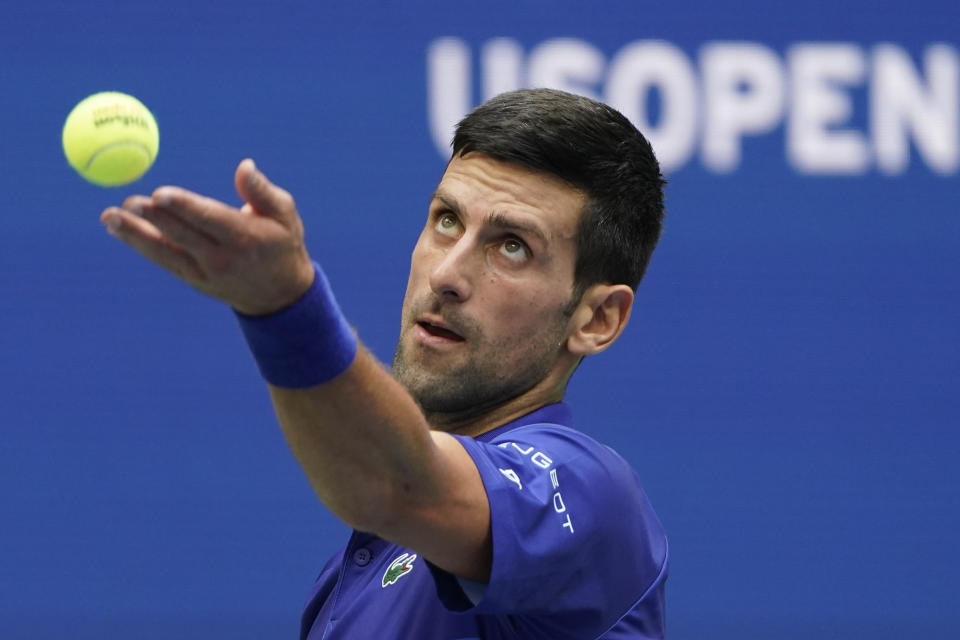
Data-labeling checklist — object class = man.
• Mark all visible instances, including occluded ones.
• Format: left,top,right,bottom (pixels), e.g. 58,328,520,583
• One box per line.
101,88,668,639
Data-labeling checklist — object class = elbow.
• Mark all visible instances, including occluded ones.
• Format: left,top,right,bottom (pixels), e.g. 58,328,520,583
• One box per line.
327,477,419,536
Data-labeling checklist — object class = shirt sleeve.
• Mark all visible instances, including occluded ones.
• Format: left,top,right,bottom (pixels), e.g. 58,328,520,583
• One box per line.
430,424,668,636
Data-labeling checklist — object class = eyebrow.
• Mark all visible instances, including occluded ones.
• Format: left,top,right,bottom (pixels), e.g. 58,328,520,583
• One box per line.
431,190,549,245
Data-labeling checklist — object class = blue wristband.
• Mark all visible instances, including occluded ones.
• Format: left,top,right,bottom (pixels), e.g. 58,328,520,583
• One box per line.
234,263,357,388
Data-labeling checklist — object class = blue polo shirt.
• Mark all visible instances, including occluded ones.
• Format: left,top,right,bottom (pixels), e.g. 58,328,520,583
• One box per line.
301,403,668,639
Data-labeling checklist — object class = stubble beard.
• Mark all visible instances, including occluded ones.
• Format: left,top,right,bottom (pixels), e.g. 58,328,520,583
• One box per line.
391,302,570,425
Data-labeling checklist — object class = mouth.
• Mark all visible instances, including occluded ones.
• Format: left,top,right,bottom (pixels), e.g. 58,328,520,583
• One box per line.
416,320,465,343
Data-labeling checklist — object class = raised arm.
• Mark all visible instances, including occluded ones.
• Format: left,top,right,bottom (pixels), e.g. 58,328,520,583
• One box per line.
101,160,491,581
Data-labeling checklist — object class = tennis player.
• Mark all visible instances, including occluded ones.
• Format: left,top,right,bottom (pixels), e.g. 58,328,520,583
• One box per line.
102,89,668,639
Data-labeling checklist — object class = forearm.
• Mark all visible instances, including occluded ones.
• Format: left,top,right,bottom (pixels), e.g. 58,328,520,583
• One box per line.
267,345,440,532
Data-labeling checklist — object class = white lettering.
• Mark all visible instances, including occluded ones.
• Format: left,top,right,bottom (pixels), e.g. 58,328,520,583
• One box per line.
499,442,553,468
499,468,523,490
483,38,524,101
606,40,698,172
427,37,470,155
550,469,574,533
509,442,534,455
528,38,604,100
424,37,959,176
553,492,566,513
531,451,553,469
788,43,869,174
701,42,785,172
872,43,959,175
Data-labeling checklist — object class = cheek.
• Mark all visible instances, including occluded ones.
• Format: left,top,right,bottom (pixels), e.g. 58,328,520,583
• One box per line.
480,284,566,337
406,238,432,285
400,239,429,310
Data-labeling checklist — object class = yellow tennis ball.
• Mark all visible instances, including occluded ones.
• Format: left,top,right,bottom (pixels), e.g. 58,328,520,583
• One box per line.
62,91,159,187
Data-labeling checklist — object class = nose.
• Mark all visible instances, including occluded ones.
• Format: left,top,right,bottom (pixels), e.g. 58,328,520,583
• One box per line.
428,239,474,302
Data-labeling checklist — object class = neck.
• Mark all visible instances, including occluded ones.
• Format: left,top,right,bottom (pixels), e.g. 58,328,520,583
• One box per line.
425,364,574,438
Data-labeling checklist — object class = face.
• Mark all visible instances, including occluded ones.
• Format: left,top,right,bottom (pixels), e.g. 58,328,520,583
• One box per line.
392,153,586,421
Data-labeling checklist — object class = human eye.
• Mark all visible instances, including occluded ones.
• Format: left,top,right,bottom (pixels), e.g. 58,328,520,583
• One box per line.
434,212,461,237
499,237,530,262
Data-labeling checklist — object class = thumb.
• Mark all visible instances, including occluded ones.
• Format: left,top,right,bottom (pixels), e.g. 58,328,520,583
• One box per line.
234,158,297,224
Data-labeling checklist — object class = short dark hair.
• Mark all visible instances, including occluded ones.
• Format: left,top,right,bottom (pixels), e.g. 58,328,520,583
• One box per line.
452,88,665,297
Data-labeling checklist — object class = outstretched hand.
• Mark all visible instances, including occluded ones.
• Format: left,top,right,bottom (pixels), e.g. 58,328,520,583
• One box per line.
100,159,316,316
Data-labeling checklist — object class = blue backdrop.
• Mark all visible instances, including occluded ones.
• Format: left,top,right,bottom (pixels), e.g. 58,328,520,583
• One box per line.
2,1,958,638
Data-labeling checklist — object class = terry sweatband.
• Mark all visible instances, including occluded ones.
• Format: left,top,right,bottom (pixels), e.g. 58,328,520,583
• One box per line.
234,262,357,388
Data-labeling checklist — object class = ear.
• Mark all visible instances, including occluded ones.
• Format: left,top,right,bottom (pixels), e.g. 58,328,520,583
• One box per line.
566,284,634,356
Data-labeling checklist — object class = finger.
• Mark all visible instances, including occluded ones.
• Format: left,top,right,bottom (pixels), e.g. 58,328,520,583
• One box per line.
121,194,153,213
103,204,161,241
138,201,221,252
122,194,220,252
119,194,154,222
151,186,244,244
101,207,205,282
234,158,298,226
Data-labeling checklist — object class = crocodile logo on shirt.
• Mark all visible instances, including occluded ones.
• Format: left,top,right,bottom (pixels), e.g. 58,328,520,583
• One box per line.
382,552,418,587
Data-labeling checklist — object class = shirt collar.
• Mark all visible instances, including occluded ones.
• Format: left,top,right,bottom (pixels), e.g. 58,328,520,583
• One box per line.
474,402,573,443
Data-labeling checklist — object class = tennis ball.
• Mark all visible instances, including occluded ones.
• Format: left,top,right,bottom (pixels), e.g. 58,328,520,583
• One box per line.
62,91,159,187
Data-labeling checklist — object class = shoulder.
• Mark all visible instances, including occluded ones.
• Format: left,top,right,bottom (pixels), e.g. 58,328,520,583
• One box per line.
475,422,644,499
459,420,666,558
450,421,668,629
